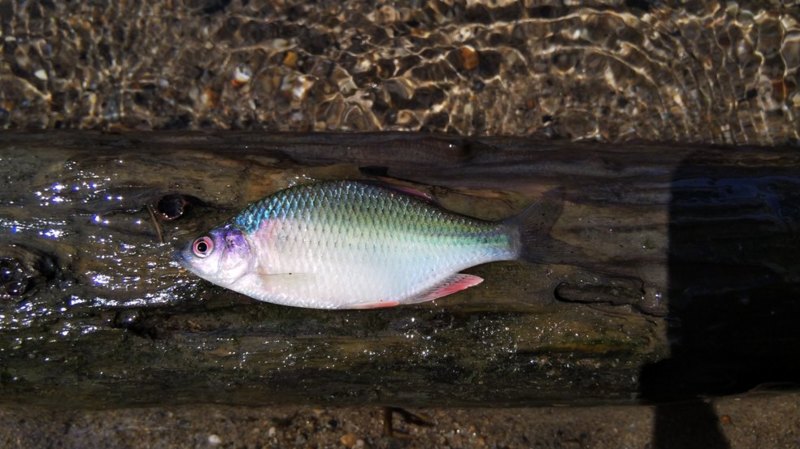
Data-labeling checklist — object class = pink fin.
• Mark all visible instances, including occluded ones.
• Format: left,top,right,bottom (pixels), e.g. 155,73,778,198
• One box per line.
363,180,436,203
387,185,435,202
407,274,484,304
352,300,401,309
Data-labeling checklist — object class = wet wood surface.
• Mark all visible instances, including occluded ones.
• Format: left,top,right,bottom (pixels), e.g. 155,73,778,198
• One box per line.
0,131,797,407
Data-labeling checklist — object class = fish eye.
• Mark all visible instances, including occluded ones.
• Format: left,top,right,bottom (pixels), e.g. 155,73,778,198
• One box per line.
192,236,214,258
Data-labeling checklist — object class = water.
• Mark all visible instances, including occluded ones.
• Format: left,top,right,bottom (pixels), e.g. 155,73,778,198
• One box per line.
1,1,798,144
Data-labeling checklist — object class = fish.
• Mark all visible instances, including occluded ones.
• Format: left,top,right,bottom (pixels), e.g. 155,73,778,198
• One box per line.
176,180,566,309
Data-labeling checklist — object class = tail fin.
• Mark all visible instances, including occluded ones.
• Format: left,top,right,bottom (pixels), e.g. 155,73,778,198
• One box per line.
504,188,591,266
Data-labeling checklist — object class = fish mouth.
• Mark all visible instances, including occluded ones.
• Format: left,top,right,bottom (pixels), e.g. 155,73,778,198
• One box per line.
172,249,188,267
172,249,202,277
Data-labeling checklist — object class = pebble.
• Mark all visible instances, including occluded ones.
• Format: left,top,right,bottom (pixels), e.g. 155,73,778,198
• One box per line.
267,426,277,437
199,87,217,108
458,45,479,71
791,92,800,109
340,432,358,448
34,69,48,81
232,64,252,87
280,74,315,102
283,51,298,68
207,434,222,446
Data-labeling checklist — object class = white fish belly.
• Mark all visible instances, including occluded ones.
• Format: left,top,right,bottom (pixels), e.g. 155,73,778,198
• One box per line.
248,219,515,308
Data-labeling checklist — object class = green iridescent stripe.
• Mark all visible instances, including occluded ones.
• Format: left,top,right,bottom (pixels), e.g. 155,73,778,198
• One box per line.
232,181,510,250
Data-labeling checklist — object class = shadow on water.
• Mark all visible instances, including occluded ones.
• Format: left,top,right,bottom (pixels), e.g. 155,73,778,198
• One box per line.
640,149,800,448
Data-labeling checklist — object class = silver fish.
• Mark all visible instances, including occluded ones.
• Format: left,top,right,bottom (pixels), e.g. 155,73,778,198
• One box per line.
176,180,562,309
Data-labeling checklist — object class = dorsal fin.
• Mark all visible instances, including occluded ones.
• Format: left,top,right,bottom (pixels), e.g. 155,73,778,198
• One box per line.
360,179,436,203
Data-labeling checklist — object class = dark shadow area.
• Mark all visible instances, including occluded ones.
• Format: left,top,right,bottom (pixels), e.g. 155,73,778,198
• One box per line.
640,148,800,448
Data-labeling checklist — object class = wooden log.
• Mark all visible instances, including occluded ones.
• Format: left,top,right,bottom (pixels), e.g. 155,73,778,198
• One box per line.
0,131,797,407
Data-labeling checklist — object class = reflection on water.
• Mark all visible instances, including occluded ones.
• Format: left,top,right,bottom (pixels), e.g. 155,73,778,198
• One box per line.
0,1,798,144
0,148,188,333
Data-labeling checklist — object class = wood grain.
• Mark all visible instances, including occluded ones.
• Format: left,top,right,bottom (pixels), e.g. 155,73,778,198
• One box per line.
0,132,797,407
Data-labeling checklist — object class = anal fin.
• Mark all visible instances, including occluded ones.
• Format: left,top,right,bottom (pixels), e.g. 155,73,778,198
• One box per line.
406,273,484,304
350,274,483,309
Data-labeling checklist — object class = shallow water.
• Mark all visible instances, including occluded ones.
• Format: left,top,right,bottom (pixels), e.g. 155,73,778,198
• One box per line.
1,1,799,144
